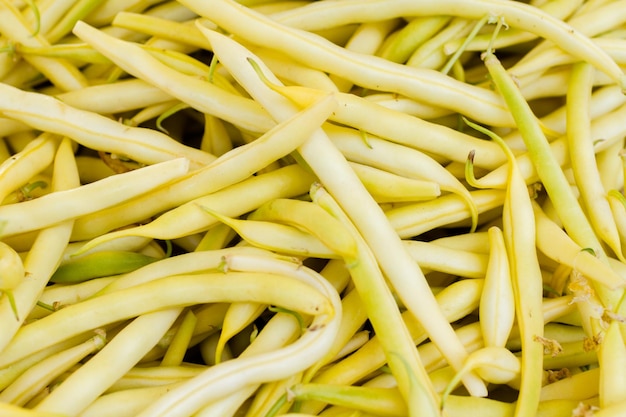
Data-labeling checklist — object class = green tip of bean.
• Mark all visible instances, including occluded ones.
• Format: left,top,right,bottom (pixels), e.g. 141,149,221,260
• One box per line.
3,290,19,321
50,251,159,283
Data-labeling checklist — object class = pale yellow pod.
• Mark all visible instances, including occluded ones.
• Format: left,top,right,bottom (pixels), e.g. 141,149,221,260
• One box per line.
479,226,515,349
0,133,58,204
403,240,488,279
599,320,626,408
214,302,266,364
0,332,105,406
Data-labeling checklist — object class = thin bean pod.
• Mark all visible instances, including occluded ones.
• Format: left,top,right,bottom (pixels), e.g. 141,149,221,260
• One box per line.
566,62,625,262
480,226,515,349
0,157,188,238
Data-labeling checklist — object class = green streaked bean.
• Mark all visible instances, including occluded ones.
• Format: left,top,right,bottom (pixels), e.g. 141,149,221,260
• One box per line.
379,16,452,64
49,251,159,283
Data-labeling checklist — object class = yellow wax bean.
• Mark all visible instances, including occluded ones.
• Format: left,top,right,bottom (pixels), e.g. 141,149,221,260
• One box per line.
28,277,116,320
257,76,505,170
407,17,473,69
268,0,626,89
480,226,515,349
49,76,180,117
73,21,274,134
0,133,58,204
247,197,358,260
95,247,276,295
325,123,478,229
160,310,198,367
0,0,87,91
386,189,505,239
34,308,182,417
0,157,188,238
566,62,625,262
187,0,517,127
304,278,484,410
0,332,105,406
79,384,184,417
533,201,626,290
0,138,77,351
598,320,626,407
402,240,488,279
540,368,599,402
251,48,339,92
106,365,204,393
441,0,583,54
214,302,266,364
0,83,213,168
0,402,67,417
349,161,441,203
330,18,401,92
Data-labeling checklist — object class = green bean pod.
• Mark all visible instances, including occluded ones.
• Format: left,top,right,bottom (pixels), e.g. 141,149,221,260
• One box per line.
50,250,159,283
